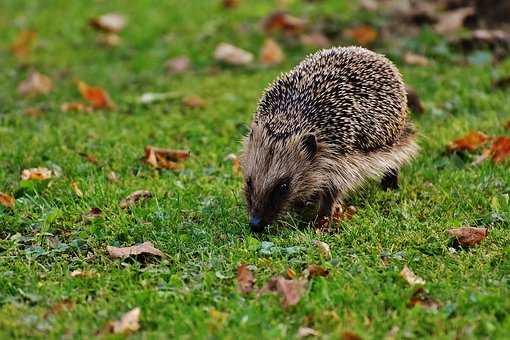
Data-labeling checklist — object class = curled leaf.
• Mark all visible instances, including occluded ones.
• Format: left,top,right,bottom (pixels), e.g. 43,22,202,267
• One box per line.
260,38,285,66
109,308,140,334
214,42,254,66
491,136,510,163
77,80,115,109
107,241,164,259
0,192,15,208
400,265,425,286
89,13,127,33
262,11,307,35
448,227,487,247
143,146,189,170
237,264,255,293
17,71,53,97
344,25,378,45
119,190,152,209
260,276,307,308
21,167,53,180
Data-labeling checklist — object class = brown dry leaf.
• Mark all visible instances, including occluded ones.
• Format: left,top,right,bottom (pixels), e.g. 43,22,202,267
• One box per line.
70,181,83,197
448,131,488,152
182,95,207,108
10,31,37,57
17,71,53,97
0,192,15,208
77,80,115,110
44,300,75,319
403,52,431,66
491,136,510,163
400,265,425,286
143,146,189,170
85,207,102,219
341,331,363,340
448,227,487,247
300,32,331,48
24,107,43,117
107,241,165,259
297,326,320,338
304,264,329,278
406,86,424,114
225,153,241,175
109,308,140,334
260,276,307,308
214,42,254,66
262,11,307,36
222,0,240,9
260,38,285,66
312,240,331,259
408,288,440,310
21,167,52,180
70,270,95,278
237,264,255,293
434,7,474,35
89,13,127,33
119,190,152,209
60,102,93,113
165,56,191,74
97,33,121,47
286,268,297,279
344,25,378,45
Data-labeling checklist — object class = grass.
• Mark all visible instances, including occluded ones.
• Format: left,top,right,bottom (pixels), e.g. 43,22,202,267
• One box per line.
1,0,510,338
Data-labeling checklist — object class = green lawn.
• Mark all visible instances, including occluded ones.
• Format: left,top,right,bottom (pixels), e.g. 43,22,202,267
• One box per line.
1,1,510,339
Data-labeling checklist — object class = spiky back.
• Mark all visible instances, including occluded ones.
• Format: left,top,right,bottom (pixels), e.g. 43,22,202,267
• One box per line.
255,46,408,153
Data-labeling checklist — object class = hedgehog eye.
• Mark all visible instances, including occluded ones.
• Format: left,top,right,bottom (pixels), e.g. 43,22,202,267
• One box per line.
275,177,291,196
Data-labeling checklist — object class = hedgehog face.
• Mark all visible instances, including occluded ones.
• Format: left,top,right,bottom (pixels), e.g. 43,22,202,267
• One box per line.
241,125,320,232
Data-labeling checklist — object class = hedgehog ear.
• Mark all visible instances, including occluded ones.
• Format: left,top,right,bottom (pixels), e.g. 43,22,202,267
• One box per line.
302,134,317,160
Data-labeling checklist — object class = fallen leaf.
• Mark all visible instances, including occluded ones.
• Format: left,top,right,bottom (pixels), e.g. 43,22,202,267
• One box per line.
297,326,320,338
89,13,127,33
77,80,115,109
341,331,362,340
143,146,189,170
24,107,43,117
400,265,425,286
304,264,329,278
214,42,254,66
85,207,102,219
70,181,83,197
119,190,153,209
448,131,488,152
434,7,474,35
408,288,440,310
300,32,331,48
182,95,207,108
10,31,37,57
312,240,331,259
0,192,15,208
109,308,140,334
17,71,53,97
60,102,93,113
97,33,121,47
403,52,431,66
406,86,424,114
286,268,297,279
491,136,510,163
262,11,307,36
21,167,53,180
107,241,165,259
222,0,240,8
225,153,241,175
237,264,255,293
260,276,307,308
44,300,75,319
260,38,285,66
165,56,191,74
344,25,378,45
448,227,487,247
70,270,95,278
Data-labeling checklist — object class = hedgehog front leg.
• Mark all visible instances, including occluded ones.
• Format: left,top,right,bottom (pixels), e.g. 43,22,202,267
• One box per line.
315,190,341,228
380,168,399,190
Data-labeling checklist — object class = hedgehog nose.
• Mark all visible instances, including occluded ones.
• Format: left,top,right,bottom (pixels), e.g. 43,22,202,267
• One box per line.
249,215,264,233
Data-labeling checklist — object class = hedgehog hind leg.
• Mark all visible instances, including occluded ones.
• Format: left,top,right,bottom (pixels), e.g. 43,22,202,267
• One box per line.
380,168,399,190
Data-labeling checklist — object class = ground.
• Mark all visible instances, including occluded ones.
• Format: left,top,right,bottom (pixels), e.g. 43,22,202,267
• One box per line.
1,1,510,339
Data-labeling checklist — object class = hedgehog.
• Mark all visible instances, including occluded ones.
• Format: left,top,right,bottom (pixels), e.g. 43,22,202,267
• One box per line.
240,46,419,232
